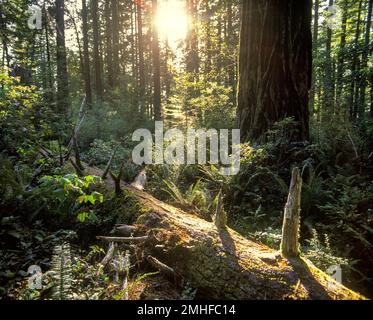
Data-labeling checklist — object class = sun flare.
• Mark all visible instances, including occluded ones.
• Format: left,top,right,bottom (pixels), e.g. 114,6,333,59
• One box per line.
155,0,189,46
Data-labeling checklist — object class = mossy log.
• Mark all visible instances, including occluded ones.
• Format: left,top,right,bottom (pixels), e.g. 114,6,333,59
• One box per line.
84,165,366,300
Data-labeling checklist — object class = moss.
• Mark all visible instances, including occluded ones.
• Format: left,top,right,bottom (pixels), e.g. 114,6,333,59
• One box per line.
100,189,148,225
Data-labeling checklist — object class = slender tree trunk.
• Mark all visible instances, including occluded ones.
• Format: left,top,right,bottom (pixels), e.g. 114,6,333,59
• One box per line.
152,0,162,121
82,0,92,107
324,0,335,116
164,40,171,102
358,0,373,120
105,1,113,89
186,0,199,75
92,0,103,101
111,0,120,87
226,0,236,97
69,10,84,83
349,0,363,120
55,0,69,116
216,1,223,84
310,0,319,115
137,0,146,115
336,0,348,111
43,5,53,100
205,1,212,75
237,0,312,142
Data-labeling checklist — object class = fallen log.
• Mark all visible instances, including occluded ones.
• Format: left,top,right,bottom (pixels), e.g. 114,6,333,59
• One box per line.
83,164,366,300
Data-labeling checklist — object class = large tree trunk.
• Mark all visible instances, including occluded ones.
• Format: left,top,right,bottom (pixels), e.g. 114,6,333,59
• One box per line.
83,164,365,300
152,0,162,121
237,0,311,143
55,0,69,116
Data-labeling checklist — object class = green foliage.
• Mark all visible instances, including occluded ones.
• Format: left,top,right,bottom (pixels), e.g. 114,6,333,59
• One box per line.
82,139,139,182
0,157,23,212
190,83,235,129
303,229,351,272
31,174,104,223
0,70,42,153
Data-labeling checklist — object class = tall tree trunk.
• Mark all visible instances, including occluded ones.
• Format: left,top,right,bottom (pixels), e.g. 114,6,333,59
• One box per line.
111,0,120,87
44,5,53,101
186,0,199,76
204,1,212,76
152,0,162,121
358,0,372,120
104,1,113,89
55,0,69,116
349,0,363,120
336,0,348,111
237,0,312,142
82,0,92,107
324,0,335,117
164,40,171,102
137,0,146,115
92,0,103,101
310,0,319,115
226,0,236,97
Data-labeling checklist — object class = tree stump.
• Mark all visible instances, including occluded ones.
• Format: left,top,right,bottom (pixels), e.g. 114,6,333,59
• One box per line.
281,167,302,257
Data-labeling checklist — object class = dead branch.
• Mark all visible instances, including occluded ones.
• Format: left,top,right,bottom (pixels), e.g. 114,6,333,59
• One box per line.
96,236,148,243
70,159,85,177
73,135,85,171
66,96,86,160
101,242,116,267
102,147,119,179
109,161,125,195
147,256,175,278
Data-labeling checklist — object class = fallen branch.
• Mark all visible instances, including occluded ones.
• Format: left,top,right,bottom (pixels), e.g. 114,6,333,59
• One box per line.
147,256,175,279
73,135,85,171
70,159,84,177
102,146,119,179
96,236,148,243
66,96,86,160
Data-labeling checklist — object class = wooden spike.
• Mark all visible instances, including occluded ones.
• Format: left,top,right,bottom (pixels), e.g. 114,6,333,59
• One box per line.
280,167,303,257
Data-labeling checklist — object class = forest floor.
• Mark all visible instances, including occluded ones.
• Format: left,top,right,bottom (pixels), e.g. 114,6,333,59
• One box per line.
1,160,368,300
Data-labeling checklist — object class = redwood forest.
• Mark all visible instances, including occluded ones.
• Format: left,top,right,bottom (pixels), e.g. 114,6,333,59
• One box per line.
0,0,372,301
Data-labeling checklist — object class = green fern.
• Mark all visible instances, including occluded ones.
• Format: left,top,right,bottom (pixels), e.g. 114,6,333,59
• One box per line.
50,242,73,300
